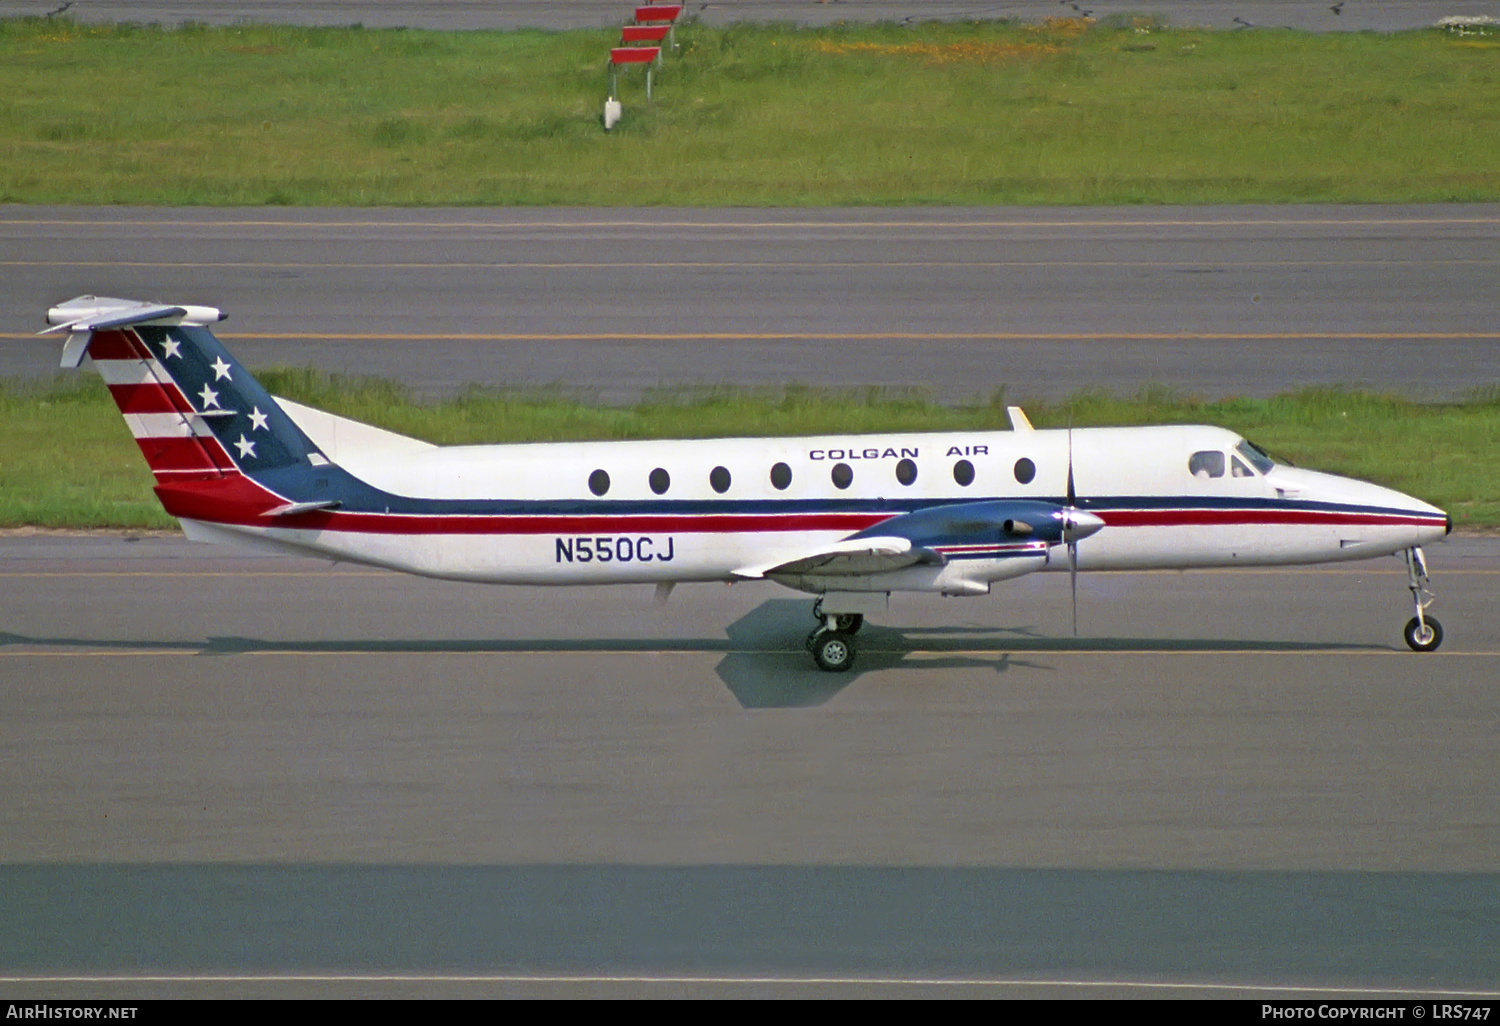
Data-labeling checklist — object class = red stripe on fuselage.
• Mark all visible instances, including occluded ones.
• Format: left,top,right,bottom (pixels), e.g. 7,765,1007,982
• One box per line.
151,474,1442,537
279,507,1439,536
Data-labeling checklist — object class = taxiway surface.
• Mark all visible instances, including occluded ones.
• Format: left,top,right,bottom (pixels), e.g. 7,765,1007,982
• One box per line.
5,205,1498,401
0,0,1493,32
2,533,1496,997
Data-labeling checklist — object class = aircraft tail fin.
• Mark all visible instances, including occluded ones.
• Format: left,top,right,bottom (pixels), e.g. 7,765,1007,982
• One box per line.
45,295,328,483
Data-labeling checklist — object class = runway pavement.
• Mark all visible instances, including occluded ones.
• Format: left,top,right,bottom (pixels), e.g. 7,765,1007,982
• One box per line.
5,205,1498,401
1,532,1496,997
0,0,1494,32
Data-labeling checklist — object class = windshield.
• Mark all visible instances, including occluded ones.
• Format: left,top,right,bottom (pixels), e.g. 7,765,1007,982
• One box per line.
1235,439,1276,475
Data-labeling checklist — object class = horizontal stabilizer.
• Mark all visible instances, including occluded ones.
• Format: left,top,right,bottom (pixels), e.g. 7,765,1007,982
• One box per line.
43,304,186,334
43,295,225,334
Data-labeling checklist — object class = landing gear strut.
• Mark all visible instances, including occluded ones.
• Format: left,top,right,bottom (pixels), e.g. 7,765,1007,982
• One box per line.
1402,546,1443,652
811,598,863,634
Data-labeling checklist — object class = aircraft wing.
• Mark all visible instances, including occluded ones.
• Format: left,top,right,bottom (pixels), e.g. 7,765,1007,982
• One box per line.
733,498,1103,582
733,535,945,580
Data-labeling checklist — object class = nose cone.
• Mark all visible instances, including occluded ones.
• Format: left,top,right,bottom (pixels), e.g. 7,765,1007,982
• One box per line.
1063,509,1105,542
1272,467,1448,547
1356,479,1448,544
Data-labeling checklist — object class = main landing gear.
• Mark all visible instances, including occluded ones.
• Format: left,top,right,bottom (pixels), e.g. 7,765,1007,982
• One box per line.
806,598,864,672
1402,546,1443,653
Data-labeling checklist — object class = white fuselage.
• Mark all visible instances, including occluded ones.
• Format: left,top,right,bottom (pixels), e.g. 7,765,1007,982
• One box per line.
182,423,1449,595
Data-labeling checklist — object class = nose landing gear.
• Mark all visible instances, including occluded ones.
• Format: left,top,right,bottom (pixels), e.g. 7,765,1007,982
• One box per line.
1402,546,1443,652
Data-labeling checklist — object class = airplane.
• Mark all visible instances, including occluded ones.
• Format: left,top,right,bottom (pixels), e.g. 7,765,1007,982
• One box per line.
42,294,1452,671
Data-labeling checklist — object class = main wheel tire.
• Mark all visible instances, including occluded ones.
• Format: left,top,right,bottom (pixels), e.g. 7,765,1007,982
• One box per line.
1404,616,1443,652
812,631,856,672
835,613,864,634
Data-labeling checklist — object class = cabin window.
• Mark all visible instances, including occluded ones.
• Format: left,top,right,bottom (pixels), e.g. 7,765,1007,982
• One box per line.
649,468,670,495
1014,457,1035,485
710,466,732,493
895,458,917,486
1188,451,1225,479
589,469,611,496
770,462,792,490
952,459,975,487
831,463,853,490
1231,455,1255,478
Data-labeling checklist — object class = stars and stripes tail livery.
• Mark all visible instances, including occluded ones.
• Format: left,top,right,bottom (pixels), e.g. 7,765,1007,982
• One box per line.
45,296,1453,671
44,296,344,527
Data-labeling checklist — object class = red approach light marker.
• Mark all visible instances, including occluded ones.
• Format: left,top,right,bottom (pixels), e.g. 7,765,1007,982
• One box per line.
634,5,683,22
622,24,672,43
610,46,661,64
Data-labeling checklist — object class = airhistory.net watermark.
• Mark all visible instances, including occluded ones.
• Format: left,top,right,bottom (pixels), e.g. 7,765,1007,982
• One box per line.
6,1007,137,1020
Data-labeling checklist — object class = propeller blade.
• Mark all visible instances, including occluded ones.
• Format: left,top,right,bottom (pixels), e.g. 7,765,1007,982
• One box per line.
1066,416,1076,506
1069,540,1078,636
1066,414,1079,634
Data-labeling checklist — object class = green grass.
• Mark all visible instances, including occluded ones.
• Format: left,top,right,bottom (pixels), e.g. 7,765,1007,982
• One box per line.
1,17,1498,204
3,373,1497,530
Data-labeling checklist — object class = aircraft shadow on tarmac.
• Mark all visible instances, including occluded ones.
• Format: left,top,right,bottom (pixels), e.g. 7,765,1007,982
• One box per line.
2,599,1389,710
713,600,1393,708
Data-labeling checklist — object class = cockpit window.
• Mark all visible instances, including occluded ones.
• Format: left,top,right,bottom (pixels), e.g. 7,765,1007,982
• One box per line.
1231,455,1254,478
1236,440,1276,475
1189,450,1225,479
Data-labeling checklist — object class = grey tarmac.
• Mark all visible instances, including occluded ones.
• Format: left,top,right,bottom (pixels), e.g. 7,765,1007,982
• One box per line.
0,0,1496,32
1,533,1497,997
4,204,1498,401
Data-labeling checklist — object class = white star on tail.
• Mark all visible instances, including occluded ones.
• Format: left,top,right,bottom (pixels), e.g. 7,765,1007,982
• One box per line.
198,384,220,409
161,337,182,359
234,435,256,459
248,407,269,431
210,356,232,381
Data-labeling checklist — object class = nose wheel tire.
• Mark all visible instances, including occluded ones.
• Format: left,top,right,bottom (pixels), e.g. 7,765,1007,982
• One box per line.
811,630,856,672
1403,616,1443,653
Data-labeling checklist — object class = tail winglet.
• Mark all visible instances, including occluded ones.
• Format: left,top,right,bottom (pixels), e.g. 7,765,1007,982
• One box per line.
45,296,226,366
